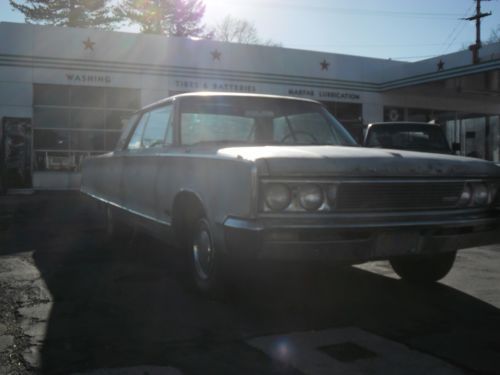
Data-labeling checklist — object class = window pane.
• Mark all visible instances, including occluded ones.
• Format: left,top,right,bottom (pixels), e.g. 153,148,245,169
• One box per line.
34,129,70,150
34,108,70,128
106,88,140,109
106,110,132,130
70,86,105,107
127,113,149,150
34,85,69,106
70,131,105,151
71,109,106,129
104,132,121,150
384,107,405,122
336,103,362,121
142,105,172,148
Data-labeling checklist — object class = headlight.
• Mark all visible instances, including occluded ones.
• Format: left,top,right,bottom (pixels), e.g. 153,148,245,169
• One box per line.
472,182,488,206
457,183,472,207
264,183,291,211
298,184,323,211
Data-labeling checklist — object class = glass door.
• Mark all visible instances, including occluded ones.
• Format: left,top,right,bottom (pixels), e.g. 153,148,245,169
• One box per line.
1,117,32,190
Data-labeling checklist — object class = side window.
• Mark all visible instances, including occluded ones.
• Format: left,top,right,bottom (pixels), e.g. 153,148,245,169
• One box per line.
127,112,149,150
142,105,173,148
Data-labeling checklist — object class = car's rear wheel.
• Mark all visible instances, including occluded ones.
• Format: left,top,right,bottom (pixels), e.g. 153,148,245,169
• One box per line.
188,217,226,297
390,251,456,283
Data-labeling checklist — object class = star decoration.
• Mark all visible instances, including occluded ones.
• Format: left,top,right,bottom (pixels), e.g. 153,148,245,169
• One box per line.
83,37,95,51
211,49,222,61
320,59,330,71
437,59,445,71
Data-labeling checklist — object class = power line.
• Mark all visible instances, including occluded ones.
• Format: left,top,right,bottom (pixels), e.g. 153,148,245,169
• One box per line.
210,0,464,19
441,3,475,54
461,0,493,63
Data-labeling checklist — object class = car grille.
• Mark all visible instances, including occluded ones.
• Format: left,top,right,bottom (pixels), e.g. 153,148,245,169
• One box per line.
336,181,465,211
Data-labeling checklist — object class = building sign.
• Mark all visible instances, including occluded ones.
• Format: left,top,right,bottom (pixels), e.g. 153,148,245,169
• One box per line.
176,80,256,92
65,73,112,84
289,88,361,101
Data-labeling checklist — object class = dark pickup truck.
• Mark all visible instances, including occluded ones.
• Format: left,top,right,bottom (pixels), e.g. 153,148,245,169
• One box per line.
364,122,455,154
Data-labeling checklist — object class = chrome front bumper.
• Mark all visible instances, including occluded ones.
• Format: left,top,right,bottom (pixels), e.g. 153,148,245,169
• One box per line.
222,209,500,263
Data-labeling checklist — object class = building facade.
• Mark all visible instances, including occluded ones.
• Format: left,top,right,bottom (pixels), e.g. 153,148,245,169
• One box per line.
0,22,499,189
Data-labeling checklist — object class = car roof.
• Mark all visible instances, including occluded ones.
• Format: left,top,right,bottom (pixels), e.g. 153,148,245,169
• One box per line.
139,91,322,112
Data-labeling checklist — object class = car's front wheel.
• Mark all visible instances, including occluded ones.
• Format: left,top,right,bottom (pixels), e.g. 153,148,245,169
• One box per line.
389,251,457,283
189,217,226,297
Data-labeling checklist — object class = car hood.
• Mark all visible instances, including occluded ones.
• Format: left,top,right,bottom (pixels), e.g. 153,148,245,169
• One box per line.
217,145,500,178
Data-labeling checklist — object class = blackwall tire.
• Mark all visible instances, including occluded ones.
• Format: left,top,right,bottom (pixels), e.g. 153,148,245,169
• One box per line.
188,217,226,297
390,251,457,283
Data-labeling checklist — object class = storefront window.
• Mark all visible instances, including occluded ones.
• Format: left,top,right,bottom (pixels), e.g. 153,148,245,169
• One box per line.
70,86,106,108
322,101,363,143
33,84,140,171
384,107,405,122
106,110,130,130
34,108,70,128
106,87,141,108
70,109,106,129
34,129,70,150
34,85,69,106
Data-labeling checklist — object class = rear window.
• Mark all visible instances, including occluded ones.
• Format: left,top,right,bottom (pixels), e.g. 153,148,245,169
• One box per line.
365,124,450,152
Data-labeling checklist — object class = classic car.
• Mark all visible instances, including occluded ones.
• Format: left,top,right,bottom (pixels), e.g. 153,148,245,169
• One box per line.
363,122,455,154
81,92,500,295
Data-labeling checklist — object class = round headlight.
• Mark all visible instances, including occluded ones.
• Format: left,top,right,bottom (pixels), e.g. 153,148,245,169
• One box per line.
298,184,323,211
472,183,489,206
326,184,338,206
458,183,472,207
264,183,291,211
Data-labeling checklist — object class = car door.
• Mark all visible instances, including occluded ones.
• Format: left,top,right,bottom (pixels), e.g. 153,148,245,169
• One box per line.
121,103,174,221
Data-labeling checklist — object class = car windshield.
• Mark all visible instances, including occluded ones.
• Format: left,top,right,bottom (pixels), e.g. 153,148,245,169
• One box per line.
365,124,451,153
180,96,357,146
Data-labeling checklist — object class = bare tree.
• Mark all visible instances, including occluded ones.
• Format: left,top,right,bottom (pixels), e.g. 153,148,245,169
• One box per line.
211,15,281,46
117,0,208,37
487,25,500,44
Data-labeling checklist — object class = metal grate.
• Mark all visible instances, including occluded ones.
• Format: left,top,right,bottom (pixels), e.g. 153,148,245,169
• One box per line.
336,181,465,211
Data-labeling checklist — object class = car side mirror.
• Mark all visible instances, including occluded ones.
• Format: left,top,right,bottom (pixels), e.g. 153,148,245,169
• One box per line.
452,142,461,153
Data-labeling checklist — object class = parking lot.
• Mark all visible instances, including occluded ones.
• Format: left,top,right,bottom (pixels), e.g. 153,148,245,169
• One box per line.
1,192,500,374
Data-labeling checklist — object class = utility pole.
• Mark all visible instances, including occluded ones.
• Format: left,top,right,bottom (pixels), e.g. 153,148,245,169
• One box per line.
462,0,492,64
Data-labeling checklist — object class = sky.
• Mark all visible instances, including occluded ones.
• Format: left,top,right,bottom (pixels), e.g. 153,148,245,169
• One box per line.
1,0,499,61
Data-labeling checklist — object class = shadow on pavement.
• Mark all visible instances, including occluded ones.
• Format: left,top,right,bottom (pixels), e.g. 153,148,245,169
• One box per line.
2,192,500,374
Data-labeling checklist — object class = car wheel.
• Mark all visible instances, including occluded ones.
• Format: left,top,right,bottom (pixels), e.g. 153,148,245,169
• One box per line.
390,251,457,283
189,217,226,297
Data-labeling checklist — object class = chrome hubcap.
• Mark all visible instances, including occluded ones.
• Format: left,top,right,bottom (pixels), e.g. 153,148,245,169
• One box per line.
192,228,214,281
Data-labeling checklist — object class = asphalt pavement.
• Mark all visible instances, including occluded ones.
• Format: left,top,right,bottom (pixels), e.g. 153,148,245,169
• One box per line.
1,192,500,374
